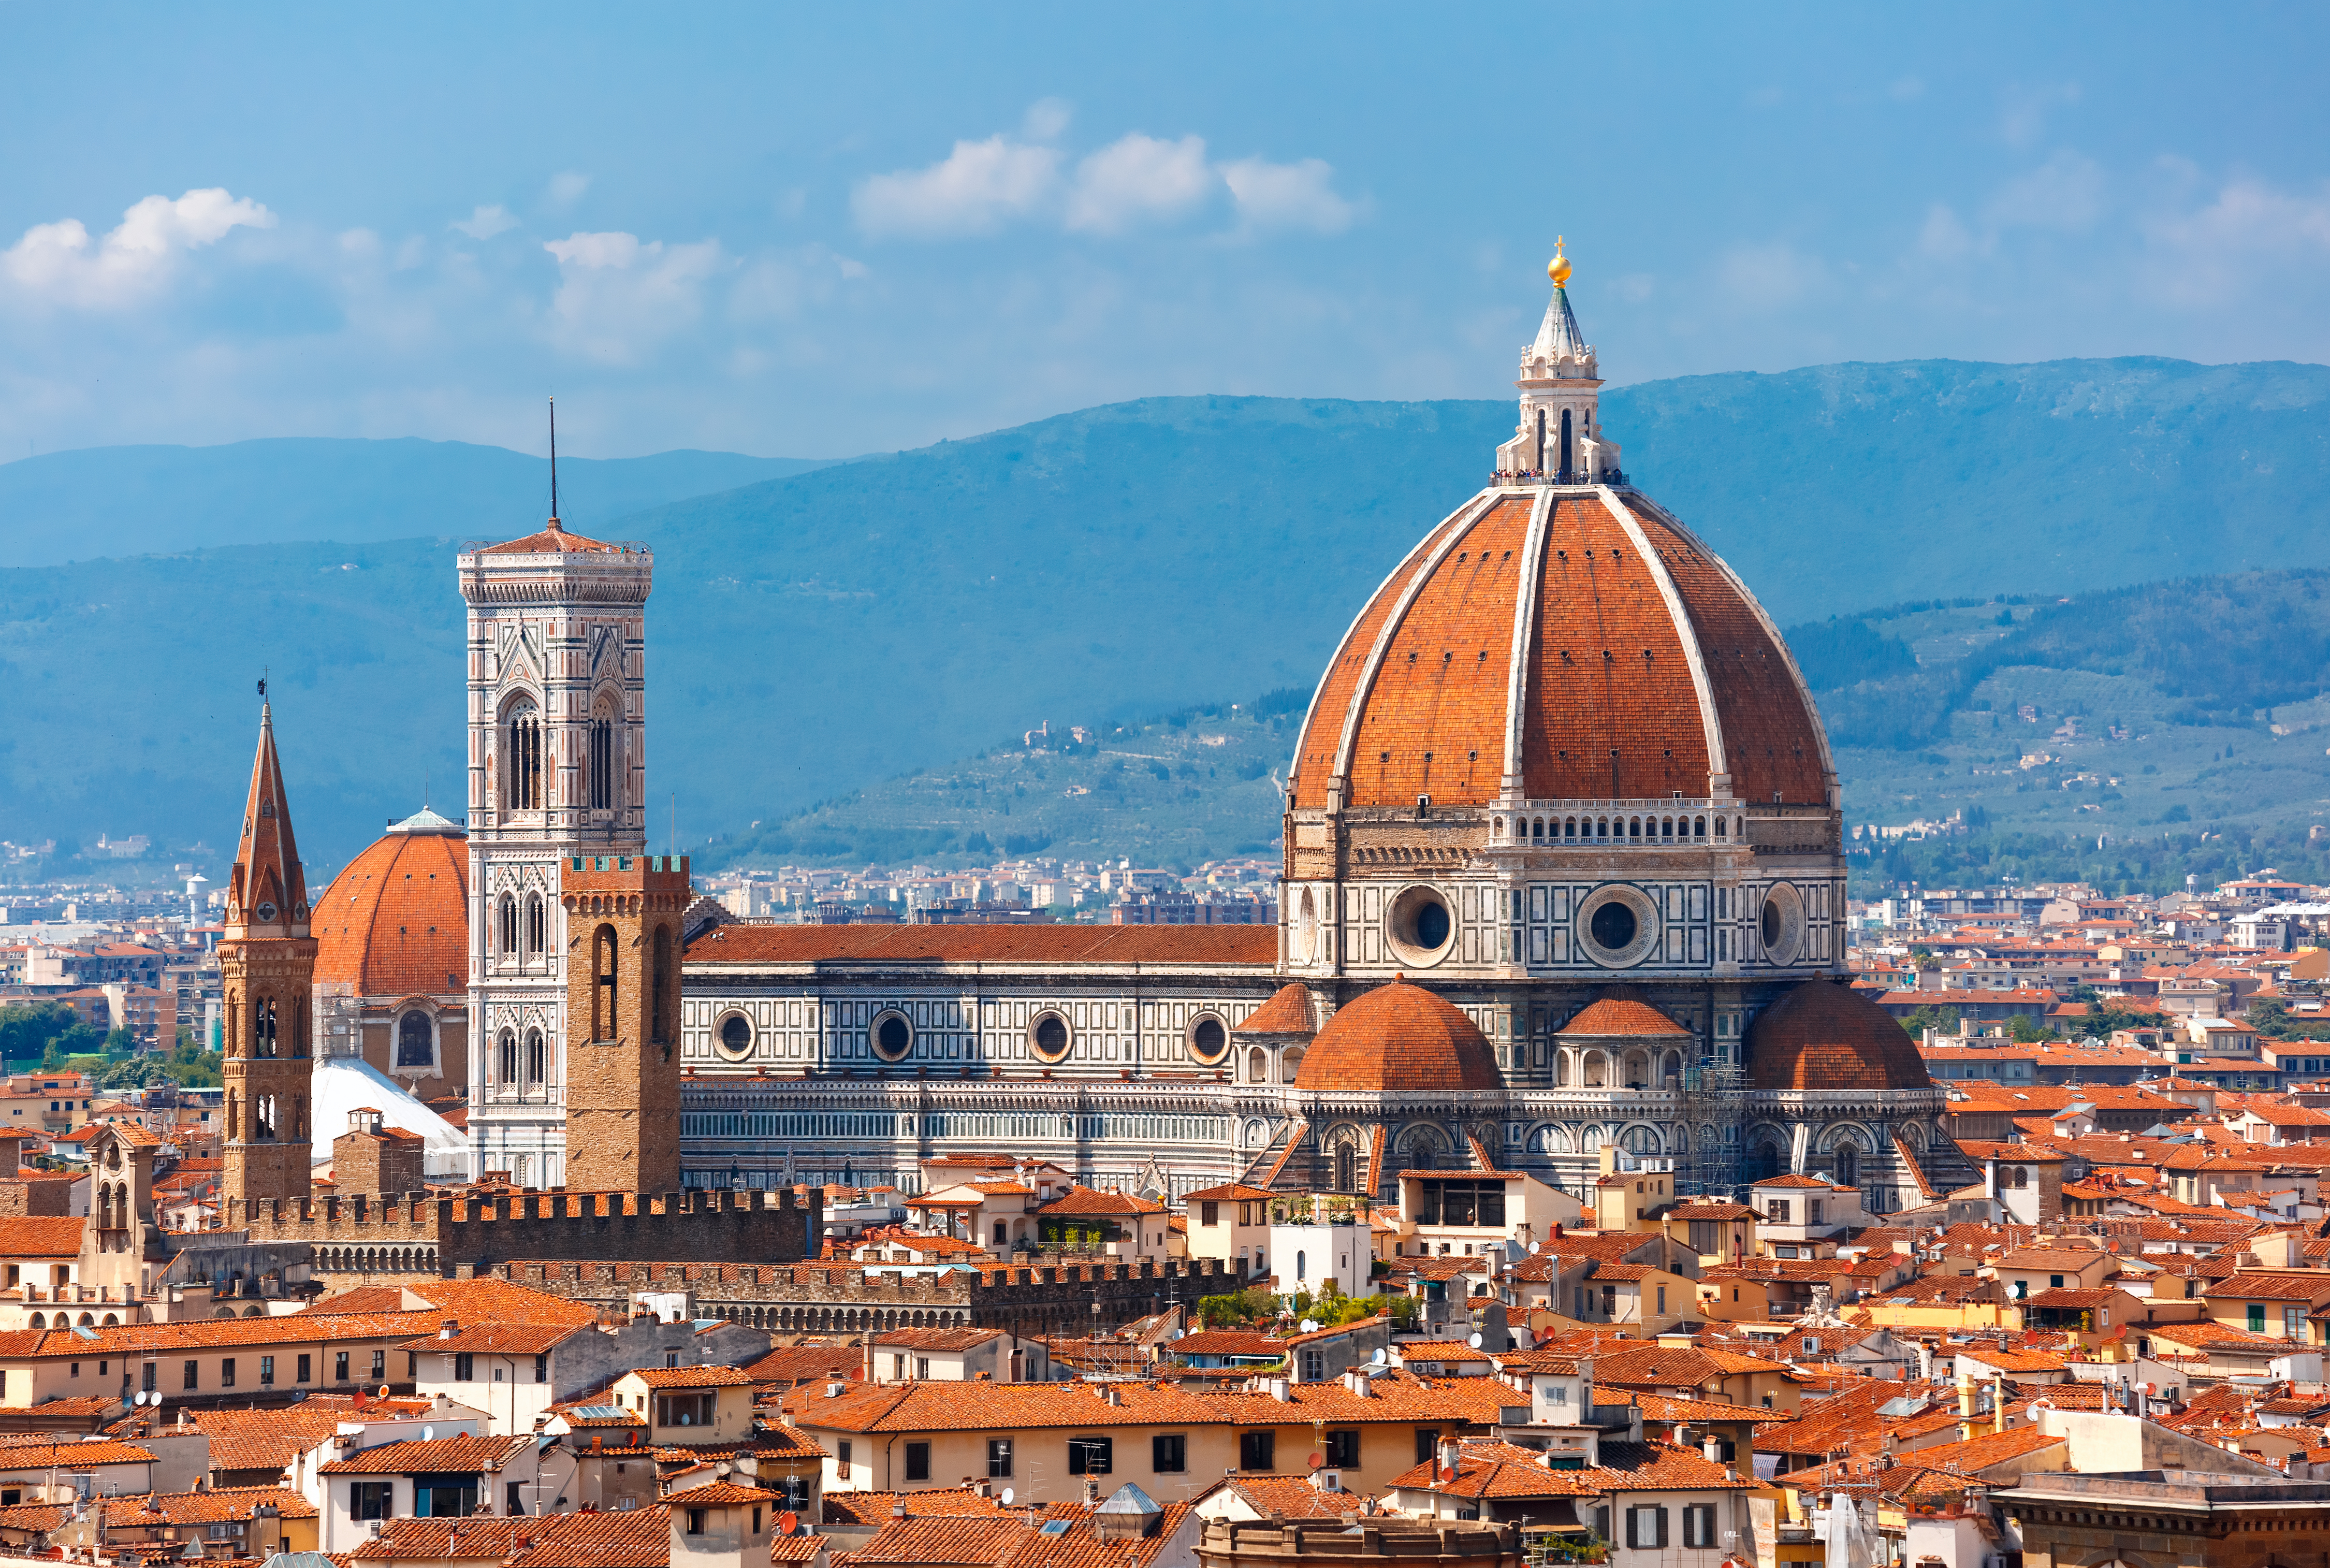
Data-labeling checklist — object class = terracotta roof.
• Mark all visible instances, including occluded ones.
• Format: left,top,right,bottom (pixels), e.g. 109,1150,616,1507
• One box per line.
0,1439,156,1468
2208,1272,2330,1301
317,1433,528,1474
1560,995,1691,1038
473,522,623,556
871,1327,1002,1352
0,1217,85,1257
314,825,469,999
1035,1187,1164,1217
822,1489,1011,1527
224,701,309,939
7,1311,438,1358
623,1364,754,1388
787,1370,1508,1434
1235,983,1318,1036
402,1320,588,1355
744,1345,864,1386
687,925,1276,967
1748,979,1933,1093
1181,1183,1276,1204
1289,492,1826,810
1294,981,1501,1093
105,1486,319,1524
1388,1436,1751,1500
354,1507,675,1567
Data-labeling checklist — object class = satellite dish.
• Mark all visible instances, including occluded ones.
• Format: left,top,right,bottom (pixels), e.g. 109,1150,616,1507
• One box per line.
1467,1332,1483,1349
1531,1241,1542,1254
421,1426,435,1441
1000,1489,1015,1507
1308,1452,1324,1470
1299,1319,1318,1334
778,1512,799,1537
1371,1348,1387,1365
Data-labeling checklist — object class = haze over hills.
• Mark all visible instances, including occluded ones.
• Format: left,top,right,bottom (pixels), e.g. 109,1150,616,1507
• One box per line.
0,438,837,567
2,355,2326,883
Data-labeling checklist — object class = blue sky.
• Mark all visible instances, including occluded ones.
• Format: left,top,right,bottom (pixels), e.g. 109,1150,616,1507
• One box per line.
2,3,2325,460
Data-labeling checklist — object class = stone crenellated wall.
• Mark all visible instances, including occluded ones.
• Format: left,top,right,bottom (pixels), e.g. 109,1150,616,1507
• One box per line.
228,1184,820,1277
487,1252,1250,1337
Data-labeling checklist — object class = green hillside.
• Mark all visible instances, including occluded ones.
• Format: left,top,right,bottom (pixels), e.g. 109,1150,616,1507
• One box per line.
4,356,2328,882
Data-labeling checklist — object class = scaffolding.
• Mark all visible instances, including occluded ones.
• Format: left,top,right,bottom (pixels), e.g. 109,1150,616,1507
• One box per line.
1671,1059,1748,1199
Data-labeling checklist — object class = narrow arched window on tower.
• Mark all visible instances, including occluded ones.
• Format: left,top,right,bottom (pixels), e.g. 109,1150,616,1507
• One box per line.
253,997,276,1059
1559,407,1574,482
592,925,619,1042
527,894,546,956
526,1027,546,1085
589,705,616,811
1534,408,1546,473
651,926,674,1044
499,895,518,958
506,702,542,810
498,1029,517,1088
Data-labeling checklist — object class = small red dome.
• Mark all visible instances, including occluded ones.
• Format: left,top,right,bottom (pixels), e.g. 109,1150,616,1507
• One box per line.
1559,995,1691,1037
315,814,469,999
1748,979,1932,1092
1295,981,1503,1093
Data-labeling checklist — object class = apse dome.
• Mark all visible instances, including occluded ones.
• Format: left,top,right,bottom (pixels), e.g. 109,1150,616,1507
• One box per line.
1294,980,1503,1093
1746,978,1933,1093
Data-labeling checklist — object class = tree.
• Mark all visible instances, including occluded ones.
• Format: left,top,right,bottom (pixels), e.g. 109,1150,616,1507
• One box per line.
1900,1005,1962,1036
2005,1013,2047,1043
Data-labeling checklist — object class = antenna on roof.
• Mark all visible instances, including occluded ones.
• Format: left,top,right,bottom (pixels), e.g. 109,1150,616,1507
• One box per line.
547,397,561,530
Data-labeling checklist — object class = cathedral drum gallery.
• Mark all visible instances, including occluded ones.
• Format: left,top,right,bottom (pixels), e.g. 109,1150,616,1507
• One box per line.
676,246,1947,1213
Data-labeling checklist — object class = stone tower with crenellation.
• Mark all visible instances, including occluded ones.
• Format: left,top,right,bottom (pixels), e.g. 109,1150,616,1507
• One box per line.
221,699,316,1207
561,853,689,1193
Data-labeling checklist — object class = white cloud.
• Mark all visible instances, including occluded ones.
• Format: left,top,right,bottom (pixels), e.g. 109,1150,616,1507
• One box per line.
546,171,591,206
2140,173,2330,306
1716,240,1829,309
1888,76,1926,103
541,230,728,364
1987,151,2105,234
1916,202,1977,263
1612,272,1656,304
1,187,275,309
1220,157,1360,235
1066,134,1216,234
852,134,1063,239
452,204,518,240
1021,97,1072,142
1999,81,2080,149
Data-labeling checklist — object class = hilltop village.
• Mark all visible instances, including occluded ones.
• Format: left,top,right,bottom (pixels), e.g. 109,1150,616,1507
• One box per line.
9,255,2330,1568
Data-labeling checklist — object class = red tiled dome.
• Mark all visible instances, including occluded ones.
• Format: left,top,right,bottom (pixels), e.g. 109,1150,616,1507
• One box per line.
1559,995,1691,1037
1236,982,1320,1037
1295,981,1503,1093
1289,490,1828,810
314,812,470,1000
1747,979,1933,1093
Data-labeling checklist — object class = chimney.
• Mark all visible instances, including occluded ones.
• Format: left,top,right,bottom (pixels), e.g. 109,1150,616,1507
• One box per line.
1438,1440,1461,1478
439,1319,459,1339
1702,1433,1721,1463
1957,1367,1978,1442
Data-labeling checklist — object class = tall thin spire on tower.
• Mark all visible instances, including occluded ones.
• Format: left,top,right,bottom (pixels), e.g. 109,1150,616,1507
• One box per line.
547,396,561,531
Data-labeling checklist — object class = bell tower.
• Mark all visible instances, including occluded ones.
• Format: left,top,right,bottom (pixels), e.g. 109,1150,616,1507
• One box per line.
458,449,652,1189
221,698,315,1210
560,853,689,1193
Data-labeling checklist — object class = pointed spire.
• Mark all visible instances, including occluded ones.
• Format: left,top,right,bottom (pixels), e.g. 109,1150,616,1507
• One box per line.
226,696,309,940
546,396,563,533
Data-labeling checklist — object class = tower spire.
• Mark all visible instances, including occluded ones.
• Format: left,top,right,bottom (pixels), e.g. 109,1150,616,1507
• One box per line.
547,396,561,532
227,692,309,939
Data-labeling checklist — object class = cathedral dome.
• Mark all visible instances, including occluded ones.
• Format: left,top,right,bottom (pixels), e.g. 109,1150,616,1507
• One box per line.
315,808,470,999
1288,256,1828,817
1288,485,1829,811
1746,979,1933,1093
1295,980,1502,1093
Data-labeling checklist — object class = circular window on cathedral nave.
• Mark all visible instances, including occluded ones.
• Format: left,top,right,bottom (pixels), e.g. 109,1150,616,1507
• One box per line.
871,1010,914,1062
1576,883,1659,968
716,1012,754,1060
1760,882,1806,964
1385,884,1456,967
1028,1009,1073,1063
1187,1014,1229,1065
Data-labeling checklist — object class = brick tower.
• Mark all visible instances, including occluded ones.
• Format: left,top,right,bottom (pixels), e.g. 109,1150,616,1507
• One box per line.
221,699,316,1209
561,853,689,1193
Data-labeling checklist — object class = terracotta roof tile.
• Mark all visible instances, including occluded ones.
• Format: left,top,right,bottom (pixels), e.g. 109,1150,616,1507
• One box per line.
313,827,469,999
1294,982,1500,1094
1748,979,1932,1093
1559,995,1691,1038
1234,984,1318,1037
0,1217,85,1257
317,1434,528,1474
688,925,1276,968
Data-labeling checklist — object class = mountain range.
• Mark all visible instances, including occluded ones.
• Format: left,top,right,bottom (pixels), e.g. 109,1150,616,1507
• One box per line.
2,354,2325,884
